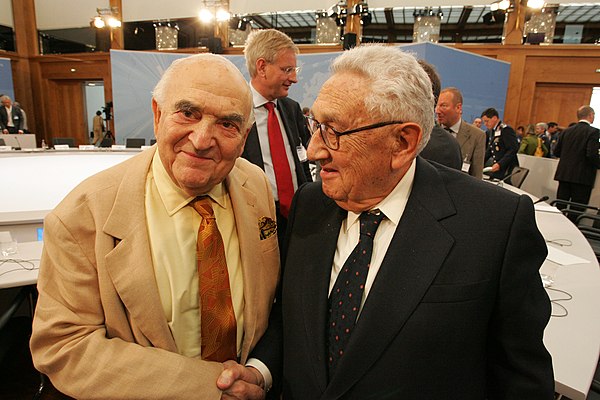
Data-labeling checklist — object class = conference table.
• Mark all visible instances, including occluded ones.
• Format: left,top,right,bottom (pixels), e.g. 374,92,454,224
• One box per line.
0,152,598,398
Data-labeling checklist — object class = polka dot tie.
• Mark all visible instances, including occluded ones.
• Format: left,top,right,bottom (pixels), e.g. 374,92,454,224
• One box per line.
327,210,385,379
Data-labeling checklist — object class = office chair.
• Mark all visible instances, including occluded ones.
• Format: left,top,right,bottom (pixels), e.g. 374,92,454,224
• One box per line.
508,166,529,188
574,213,600,261
550,200,600,224
0,138,5,146
150,139,156,145
99,137,112,148
125,138,145,148
52,137,75,148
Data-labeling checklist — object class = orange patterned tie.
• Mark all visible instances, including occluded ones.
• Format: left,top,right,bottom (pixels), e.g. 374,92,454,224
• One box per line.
192,197,237,362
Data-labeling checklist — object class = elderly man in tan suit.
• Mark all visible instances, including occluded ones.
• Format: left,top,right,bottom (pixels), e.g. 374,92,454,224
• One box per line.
30,54,279,399
436,87,486,179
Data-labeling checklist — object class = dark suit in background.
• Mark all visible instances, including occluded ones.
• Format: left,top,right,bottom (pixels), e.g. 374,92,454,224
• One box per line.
277,158,553,399
242,96,312,243
554,120,600,209
0,105,24,133
420,125,462,170
485,122,519,182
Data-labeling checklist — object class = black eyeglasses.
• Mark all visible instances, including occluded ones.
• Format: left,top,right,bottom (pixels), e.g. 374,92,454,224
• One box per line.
305,115,404,150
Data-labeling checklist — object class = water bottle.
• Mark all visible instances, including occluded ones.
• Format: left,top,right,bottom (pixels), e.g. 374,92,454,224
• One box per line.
41,139,48,150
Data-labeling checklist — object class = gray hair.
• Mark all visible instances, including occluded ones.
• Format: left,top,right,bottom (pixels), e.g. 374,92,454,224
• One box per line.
244,29,298,78
535,122,548,131
152,53,254,129
577,105,594,120
330,44,434,153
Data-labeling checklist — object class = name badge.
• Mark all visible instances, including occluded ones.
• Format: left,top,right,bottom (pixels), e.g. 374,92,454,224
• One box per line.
296,144,308,162
461,161,471,173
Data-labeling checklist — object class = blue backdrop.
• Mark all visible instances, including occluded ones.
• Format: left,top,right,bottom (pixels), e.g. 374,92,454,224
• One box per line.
111,44,510,143
0,58,15,100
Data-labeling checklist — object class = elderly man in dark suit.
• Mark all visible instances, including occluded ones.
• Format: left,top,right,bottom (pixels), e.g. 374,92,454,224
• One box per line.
241,29,312,245
554,105,600,220
240,44,554,399
0,95,24,134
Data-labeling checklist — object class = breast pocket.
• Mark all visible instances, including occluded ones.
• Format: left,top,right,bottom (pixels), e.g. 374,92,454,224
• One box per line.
421,280,490,303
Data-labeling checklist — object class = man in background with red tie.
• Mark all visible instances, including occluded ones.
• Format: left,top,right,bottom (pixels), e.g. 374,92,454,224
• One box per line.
31,54,278,399
242,29,312,245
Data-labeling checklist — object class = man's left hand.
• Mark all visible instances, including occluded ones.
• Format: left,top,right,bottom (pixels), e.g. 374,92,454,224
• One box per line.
217,360,265,400
491,162,500,172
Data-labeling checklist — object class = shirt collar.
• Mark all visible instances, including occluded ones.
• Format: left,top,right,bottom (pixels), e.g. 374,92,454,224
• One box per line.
579,119,591,125
151,151,227,216
449,120,461,133
251,84,277,109
345,159,416,232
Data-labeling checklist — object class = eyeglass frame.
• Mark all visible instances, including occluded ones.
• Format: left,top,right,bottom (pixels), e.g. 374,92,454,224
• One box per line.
277,65,301,75
304,115,405,150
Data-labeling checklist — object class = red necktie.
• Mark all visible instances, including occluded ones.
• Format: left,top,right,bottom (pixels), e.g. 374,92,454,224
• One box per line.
192,197,237,362
264,102,294,218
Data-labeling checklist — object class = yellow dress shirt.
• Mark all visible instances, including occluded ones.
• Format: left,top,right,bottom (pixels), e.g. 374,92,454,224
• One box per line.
145,151,245,358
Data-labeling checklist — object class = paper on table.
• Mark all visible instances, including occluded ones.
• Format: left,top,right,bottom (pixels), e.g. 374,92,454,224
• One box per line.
535,203,562,213
546,244,590,265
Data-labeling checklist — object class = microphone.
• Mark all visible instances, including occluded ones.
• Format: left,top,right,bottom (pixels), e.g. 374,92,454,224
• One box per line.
533,196,549,204
494,169,520,185
13,135,21,150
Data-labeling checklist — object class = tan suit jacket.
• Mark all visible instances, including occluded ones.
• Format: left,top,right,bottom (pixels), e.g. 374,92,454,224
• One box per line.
456,120,486,179
30,147,280,399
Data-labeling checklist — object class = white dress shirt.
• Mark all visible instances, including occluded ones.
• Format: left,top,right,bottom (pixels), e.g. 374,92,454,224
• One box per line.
329,160,416,317
250,85,299,201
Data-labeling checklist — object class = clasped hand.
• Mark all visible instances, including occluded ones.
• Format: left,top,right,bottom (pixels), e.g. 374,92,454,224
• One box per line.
217,360,265,400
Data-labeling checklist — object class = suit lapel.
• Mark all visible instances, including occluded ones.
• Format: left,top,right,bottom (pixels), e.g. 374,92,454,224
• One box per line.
457,122,470,149
225,162,262,361
300,194,346,392
103,148,178,352
323,158,456,399
278,99,308,184
242,124,265,170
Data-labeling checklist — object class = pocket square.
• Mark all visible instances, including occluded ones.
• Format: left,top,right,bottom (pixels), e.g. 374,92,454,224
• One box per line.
258,216,277,240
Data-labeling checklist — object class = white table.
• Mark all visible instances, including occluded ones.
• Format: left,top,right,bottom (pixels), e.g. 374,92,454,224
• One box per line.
0,241,42,289
535,206,600,400
496,182,600,399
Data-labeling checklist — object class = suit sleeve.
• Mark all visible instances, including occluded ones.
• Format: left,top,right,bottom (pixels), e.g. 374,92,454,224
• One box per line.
30,211,225,400
496,127,519,169
470,128,486,179
486,195,554,399
553,132,563,158
293,102,313,182
249,182,309,396
585,127,600,168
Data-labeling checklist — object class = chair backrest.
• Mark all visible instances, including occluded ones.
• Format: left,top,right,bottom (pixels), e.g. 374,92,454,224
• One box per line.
150,139,156,145
510,167,529,188
125,138,145,148
0,138,5,146
99,137,112,148
52,137,75,147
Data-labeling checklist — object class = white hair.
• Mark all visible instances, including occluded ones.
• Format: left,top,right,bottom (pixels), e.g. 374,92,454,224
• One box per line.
330,45,435,153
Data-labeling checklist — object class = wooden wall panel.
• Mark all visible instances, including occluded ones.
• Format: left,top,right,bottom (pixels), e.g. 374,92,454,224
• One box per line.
531,84,593,128
47,80,87,146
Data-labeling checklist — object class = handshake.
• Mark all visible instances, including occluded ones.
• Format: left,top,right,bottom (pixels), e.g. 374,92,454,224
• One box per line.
218,360,267,400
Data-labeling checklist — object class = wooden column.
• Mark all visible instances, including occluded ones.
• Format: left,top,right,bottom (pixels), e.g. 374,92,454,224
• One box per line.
11,0,38,142
502,0,526,45
109,0,123,50
345,0,362,46
214,1,230,50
